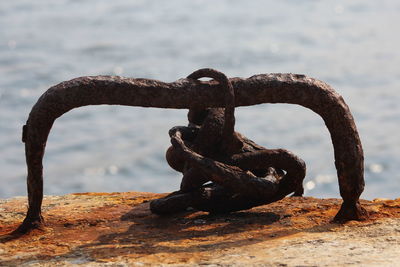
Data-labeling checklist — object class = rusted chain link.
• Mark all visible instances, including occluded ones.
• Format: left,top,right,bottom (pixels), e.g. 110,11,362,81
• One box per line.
151,68,305,214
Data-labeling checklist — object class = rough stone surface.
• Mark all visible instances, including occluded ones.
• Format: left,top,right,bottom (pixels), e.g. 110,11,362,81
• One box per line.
1,192,399,266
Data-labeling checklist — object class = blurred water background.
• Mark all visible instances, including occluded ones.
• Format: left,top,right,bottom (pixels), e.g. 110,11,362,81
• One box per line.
1,0,399,199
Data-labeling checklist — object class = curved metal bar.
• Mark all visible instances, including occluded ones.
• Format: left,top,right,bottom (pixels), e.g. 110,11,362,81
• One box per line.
17,73,366,232
187,68,235,140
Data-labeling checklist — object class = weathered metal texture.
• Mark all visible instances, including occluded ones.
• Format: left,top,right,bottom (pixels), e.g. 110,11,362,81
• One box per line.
151,68,305,215
17,70,367,233
151,127,306,214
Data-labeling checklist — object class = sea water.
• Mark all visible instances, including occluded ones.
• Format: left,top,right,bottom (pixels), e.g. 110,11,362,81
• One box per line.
1,0,399,199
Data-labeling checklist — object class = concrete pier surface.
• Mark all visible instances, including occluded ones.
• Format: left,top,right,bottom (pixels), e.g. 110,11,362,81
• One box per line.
1,192,399,266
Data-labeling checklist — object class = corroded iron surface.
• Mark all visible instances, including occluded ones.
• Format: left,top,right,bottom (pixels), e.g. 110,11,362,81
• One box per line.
17,68,367,233
151,69,305,215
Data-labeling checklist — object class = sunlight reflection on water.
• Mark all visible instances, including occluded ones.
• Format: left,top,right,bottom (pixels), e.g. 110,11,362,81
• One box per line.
0,0,399,199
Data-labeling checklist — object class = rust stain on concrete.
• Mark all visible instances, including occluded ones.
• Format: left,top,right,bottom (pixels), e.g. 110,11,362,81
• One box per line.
0,192,399,266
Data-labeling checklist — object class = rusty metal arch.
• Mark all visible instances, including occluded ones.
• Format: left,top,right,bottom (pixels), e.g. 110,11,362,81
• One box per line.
17,72,367,232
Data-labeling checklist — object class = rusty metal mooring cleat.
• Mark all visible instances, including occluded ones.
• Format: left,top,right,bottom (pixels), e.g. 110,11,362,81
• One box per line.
16,68,368,233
